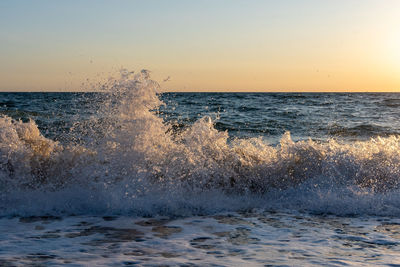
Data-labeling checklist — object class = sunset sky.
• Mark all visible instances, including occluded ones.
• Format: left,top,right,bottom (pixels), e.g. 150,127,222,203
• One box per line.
1,0,400,92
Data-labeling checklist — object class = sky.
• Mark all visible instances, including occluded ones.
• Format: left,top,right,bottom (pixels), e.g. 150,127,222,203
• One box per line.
0,0,400,92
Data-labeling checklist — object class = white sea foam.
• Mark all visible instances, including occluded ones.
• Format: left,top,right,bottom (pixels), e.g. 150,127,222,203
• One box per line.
1,70,400,217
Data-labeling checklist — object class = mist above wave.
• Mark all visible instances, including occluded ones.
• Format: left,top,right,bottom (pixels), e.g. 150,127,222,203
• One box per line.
1,70,400,216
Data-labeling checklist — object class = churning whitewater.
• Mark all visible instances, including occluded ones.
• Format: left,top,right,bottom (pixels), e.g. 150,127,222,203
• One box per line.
1,70,400,217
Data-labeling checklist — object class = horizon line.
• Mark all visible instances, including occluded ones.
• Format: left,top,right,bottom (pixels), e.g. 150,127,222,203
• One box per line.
1,90,400,93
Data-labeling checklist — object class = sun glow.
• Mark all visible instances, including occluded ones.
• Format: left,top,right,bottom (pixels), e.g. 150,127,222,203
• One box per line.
385,30,400,70
1,1,400,92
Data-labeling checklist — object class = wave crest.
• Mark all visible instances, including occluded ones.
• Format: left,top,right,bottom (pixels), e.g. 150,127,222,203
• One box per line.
2,70,400,216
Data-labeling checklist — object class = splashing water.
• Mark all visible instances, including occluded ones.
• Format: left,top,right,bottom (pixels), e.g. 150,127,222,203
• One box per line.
2,70,400,217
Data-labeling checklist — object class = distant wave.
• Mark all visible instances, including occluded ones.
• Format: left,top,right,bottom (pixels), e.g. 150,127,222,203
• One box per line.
327,124,397,137
382,98,400,108
2,70,400,217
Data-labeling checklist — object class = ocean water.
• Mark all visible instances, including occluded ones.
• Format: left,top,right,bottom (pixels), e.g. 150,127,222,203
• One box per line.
1,71,400,266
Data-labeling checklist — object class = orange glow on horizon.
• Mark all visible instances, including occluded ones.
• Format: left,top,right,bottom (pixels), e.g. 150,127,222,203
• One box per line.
1,1,400,92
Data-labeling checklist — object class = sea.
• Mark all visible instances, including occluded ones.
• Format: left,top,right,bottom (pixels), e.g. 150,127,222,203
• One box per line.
1,71,400,266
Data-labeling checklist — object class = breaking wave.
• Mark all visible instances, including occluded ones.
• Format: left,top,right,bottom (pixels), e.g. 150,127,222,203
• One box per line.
2,70,400,217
